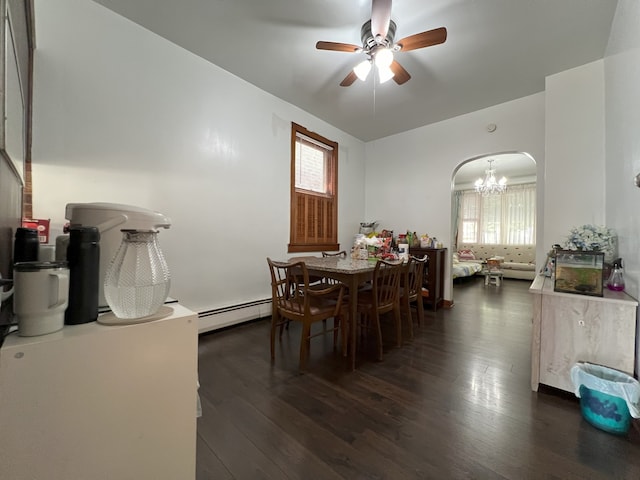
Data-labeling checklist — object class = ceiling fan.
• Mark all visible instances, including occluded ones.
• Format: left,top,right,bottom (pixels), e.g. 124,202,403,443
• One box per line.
316,0,447,87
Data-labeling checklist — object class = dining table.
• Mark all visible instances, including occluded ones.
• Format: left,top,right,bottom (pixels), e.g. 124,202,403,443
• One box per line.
291,255,379,370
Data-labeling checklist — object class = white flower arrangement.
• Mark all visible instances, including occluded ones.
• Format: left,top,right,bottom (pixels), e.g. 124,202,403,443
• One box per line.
562,224,617,260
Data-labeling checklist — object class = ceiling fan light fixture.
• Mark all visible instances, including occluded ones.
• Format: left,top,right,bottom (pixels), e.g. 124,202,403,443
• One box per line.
353,59,372,81
316,2,447,88
377,64,395,83
374,47,394,68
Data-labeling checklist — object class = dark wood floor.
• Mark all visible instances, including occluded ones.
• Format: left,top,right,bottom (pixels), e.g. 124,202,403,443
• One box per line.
196,277,640,479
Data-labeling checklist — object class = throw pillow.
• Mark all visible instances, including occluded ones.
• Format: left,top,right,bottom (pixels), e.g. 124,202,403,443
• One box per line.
458,249,476,260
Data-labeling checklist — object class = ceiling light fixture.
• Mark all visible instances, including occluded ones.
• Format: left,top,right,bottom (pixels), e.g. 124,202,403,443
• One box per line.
374,48,393,68
377,64,395,83
352,47,395,84
353,60,372,81
474,159,507,196
374,47,394,83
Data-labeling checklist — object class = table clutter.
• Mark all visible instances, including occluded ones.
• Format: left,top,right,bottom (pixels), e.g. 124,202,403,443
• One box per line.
352,227,443,261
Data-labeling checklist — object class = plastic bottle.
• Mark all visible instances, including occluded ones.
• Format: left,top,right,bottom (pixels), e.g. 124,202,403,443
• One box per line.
606,258,625,292
65,226,100,324
55,234,70,261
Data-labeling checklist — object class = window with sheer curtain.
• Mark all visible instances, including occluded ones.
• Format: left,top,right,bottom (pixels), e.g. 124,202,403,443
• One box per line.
457,183,536,245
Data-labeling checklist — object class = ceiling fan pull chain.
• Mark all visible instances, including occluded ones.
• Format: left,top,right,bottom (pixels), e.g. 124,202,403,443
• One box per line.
373,74,377,116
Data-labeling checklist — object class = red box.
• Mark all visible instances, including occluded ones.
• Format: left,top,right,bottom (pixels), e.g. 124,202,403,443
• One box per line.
22,218,50,244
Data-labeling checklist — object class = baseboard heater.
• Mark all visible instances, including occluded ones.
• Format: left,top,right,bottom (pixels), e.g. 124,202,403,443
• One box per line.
198,298,271,334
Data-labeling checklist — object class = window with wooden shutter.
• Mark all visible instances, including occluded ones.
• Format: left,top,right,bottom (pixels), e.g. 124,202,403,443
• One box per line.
289,123,339,253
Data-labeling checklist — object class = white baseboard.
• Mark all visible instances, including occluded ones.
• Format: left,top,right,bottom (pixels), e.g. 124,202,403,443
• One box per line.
197,299,271,334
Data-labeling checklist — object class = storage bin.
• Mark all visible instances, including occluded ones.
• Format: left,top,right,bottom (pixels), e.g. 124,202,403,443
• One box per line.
571,362,640,435
579,384,631,435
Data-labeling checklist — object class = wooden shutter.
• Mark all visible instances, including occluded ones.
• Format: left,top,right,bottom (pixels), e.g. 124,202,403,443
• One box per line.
289,123,339,253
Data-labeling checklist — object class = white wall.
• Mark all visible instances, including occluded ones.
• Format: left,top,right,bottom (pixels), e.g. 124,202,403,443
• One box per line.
31,0,631,330
363,94,546,302
31,0,366,322
544,60,606,250
605,0,640,302
363,59,609,305
603,0,640,376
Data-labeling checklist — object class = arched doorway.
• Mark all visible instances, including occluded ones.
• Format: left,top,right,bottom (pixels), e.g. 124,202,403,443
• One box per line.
450,152,538,300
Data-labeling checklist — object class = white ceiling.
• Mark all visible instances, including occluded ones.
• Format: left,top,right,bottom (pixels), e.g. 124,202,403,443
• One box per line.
91,0,618,142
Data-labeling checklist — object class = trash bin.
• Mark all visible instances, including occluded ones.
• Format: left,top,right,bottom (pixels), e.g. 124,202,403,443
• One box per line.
570,362,640,435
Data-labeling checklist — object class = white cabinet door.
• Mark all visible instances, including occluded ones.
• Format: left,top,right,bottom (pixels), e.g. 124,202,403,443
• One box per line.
539,294,635,392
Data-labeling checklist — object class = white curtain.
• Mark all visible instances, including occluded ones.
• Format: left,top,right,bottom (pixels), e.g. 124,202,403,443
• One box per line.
457,183,536,245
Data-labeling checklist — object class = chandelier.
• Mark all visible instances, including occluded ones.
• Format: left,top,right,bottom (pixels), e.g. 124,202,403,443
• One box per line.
474,159,507,196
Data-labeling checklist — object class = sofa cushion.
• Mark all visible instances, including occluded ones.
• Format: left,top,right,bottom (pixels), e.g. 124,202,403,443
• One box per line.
458,244,535,265
501,262,536,271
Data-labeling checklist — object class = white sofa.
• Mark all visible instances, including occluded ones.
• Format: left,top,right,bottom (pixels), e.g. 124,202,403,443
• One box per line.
457,244,537,280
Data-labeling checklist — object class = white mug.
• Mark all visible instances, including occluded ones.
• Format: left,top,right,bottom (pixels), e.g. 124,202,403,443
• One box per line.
14,262,69,337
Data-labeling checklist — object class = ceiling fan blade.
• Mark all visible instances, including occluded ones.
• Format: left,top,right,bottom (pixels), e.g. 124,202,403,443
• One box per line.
396,27,447,52
371,0,392,40
316,41,361,53
340,70,358,87
390,60,411,85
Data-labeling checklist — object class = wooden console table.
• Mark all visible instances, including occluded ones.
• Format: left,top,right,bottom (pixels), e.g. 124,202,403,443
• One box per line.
529,275,638,393
409,247,447,311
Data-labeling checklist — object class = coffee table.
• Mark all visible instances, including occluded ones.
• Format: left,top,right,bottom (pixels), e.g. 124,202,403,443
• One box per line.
483,268,504,287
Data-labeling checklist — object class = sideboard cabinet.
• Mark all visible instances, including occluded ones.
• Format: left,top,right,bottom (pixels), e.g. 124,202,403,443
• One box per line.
409,247,447,311
529,275,638,393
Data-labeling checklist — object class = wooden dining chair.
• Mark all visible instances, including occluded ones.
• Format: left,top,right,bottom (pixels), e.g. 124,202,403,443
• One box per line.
354,259,403,361
266,257,347,371
316,251,348,287
400,255,428,338
322,250,347,258
303,251,347,287
324,249,375,293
